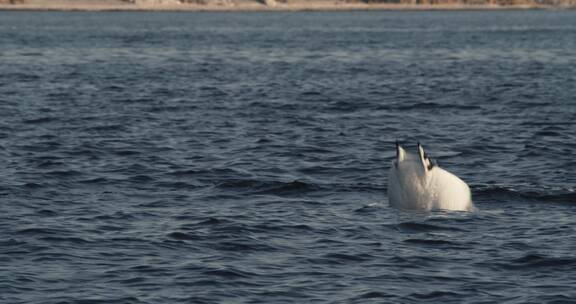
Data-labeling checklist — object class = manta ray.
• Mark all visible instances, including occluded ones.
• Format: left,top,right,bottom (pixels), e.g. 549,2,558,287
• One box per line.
388,142,473,211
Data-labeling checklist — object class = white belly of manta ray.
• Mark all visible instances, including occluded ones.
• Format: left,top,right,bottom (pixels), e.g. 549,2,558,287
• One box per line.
388,143,473,212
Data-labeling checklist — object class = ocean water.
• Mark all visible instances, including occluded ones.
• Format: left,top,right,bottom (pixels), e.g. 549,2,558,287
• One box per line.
1,10,576,303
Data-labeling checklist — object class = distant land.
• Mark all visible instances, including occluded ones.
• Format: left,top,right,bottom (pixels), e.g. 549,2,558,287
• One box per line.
1,0,575,11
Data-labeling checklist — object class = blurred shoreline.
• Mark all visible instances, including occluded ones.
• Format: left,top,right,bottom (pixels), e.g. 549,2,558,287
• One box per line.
1,0,574,11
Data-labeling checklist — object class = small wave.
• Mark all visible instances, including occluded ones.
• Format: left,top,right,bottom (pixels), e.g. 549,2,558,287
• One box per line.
6,72,40,82
474,185,576,204
254,199,323,207
128,175,155,183
506,254,576,269
111,277,147,285
202,268,255,279
154,181,200,190
113,150,140,156
251,223,314,233
43,170,83,178
86,124,127,132
196,217,229,226
403,238,459,247
216,178,381,197
323,253,373,263
22,117,59,124
409,290,463,299
37,160,65,169
167,168,250,179
387,255,444,267
78,177,112,185
39,236,92,244
211,241,278,253
93,212,137,221
128,265,167,274
19,52,43,57
0,239,27,247
390,102,482,111
534,130,562,137
65,296,145,304
354,203,385,213
22,182,46,189
393,222,466,233
36,209,57,216
301,90,322,96
16,227,64,236
167,231,204,241
17,141,61,152
216,179,318,196
354,291,393,300
111,97,155,104
254,180,316,195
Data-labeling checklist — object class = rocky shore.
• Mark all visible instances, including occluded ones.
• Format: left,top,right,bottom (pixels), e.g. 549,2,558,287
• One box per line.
0,0,574,11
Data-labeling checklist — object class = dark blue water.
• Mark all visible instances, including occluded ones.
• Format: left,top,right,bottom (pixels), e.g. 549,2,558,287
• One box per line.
1,10,576,303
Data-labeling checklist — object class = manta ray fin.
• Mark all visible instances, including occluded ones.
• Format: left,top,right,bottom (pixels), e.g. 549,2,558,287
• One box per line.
396,140,406,162
417,142,435,172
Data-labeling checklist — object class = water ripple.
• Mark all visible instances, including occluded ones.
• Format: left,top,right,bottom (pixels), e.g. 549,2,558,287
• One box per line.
1,10,576,304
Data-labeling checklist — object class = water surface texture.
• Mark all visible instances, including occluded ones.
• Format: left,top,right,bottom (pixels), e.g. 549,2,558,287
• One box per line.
1,10,576,303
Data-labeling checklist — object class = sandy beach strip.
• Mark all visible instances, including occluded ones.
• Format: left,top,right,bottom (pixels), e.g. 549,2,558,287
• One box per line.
0,1,559,11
